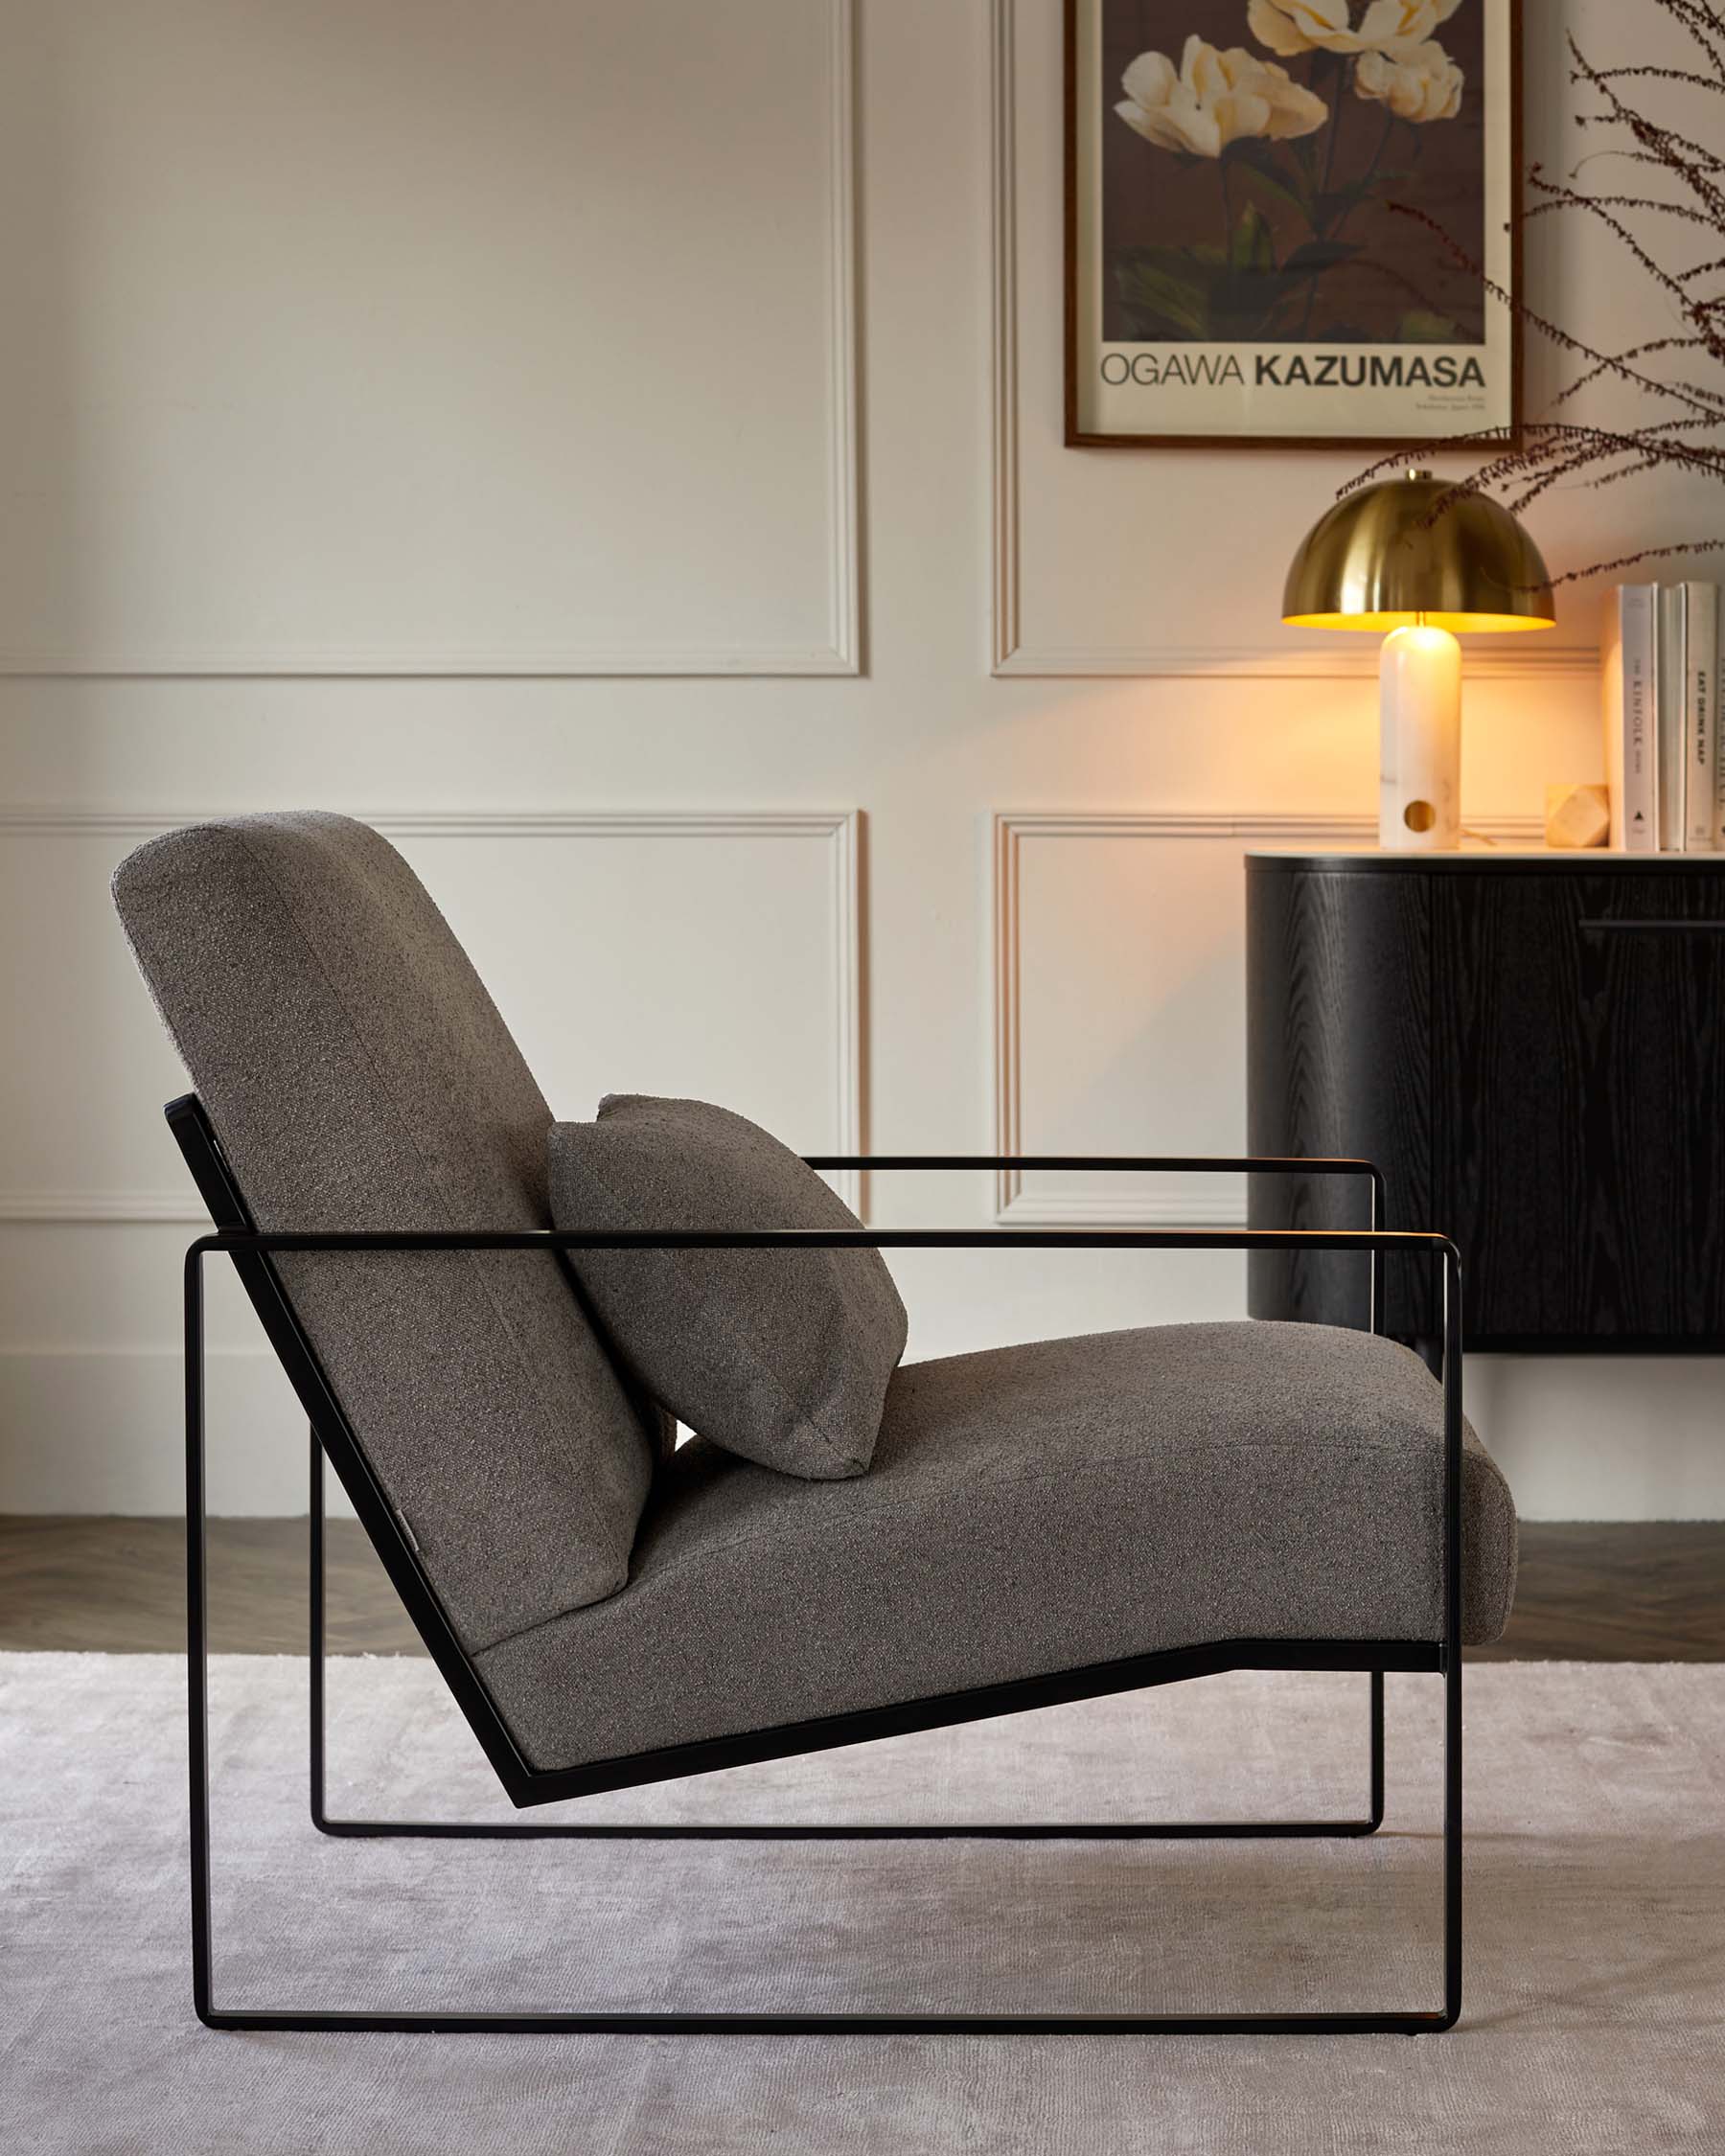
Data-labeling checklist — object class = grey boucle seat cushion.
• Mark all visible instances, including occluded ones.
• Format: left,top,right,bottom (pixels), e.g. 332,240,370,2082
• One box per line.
476,1319,1518,1775
112,812,662,1651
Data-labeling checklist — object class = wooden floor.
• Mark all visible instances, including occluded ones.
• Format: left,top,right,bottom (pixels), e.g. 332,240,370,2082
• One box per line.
0,1516,423,1656
1,1516,1721,1660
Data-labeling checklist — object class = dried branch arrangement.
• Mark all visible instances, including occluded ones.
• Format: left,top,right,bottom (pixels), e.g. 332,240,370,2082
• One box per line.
1356,0,1725,584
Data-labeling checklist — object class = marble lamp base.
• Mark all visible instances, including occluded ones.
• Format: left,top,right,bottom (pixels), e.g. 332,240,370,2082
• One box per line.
1379,624,1462,851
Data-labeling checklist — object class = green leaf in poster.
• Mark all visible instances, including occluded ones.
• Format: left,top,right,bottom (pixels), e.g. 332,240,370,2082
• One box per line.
1115,252,1211,338
1238,161,1314,226
1283,239,1364,275
1230,203,1275,273
1399,309,1459,341
1230,139,1314,218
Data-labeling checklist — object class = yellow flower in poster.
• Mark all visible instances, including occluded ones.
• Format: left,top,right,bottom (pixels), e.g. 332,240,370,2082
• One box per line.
1116,35,1329,159
1355,39,1465,121
1247,0,1463,57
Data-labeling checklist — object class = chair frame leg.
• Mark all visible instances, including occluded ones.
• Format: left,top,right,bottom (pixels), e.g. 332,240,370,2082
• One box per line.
182,1162,1464,2035
187,1443,1451,2037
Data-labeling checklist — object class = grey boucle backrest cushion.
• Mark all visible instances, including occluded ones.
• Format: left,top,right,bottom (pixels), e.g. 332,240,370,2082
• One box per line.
548,1094,908,1479
112,812,658,1650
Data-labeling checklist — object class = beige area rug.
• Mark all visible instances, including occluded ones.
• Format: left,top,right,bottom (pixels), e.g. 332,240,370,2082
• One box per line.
3,1652,1721,2154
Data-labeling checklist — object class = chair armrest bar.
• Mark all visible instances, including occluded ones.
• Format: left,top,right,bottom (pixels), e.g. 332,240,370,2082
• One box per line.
800,1155,1379,1177
194,1226,1440,1256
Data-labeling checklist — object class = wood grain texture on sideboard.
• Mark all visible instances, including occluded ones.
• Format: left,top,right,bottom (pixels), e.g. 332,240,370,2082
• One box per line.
1247,852,1725,1352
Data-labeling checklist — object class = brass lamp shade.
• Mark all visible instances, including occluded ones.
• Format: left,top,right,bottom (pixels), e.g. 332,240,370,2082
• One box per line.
1281,471,1555,634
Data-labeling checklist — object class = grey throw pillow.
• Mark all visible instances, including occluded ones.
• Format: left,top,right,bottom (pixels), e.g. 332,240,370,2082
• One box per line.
547,1096,908,1479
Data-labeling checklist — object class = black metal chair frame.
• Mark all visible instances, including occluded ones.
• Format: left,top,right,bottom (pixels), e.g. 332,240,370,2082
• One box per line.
172,1093,1465,2036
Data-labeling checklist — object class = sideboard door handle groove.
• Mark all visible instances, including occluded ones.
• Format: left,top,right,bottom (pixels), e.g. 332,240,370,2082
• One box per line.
1577,918,1725,934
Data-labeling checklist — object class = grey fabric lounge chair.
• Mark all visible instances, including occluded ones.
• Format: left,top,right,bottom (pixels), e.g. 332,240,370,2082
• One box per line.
112,811,1517,2038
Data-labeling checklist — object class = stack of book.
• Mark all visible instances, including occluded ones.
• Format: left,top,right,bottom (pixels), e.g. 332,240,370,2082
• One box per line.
1603,582,1721,852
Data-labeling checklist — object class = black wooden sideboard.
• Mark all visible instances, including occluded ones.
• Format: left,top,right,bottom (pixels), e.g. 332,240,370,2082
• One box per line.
1246,850,1725,1353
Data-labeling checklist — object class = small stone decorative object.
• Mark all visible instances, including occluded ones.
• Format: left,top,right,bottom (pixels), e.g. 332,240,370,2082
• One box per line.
1545,783,1612,851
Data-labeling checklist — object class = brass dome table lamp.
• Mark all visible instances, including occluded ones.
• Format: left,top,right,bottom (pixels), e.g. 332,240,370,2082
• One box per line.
1282,471,1556,850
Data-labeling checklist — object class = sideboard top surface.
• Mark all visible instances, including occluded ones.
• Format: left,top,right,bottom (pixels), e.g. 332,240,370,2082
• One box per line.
1246,849,1725,875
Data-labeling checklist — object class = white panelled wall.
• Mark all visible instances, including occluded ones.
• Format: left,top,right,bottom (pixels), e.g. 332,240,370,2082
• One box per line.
0,0,1717,1520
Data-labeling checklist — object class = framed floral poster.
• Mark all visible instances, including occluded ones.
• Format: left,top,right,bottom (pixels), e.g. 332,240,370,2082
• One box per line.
1066,0,1522,448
